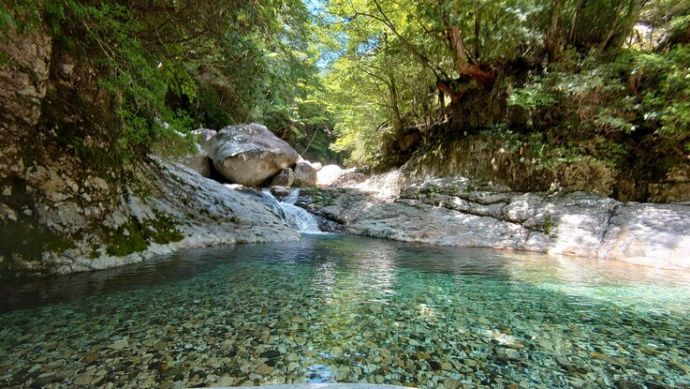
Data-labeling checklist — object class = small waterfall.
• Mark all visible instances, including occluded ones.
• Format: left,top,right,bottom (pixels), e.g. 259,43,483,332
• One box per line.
262,189,321,233
283,188,301,205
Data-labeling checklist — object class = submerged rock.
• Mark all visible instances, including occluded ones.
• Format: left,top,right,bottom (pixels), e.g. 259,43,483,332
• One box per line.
108,338,129,350
209,123,299,186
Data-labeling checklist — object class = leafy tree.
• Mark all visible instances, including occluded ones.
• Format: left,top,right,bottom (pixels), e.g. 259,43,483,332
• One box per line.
321,0,688,170
2,0,334,161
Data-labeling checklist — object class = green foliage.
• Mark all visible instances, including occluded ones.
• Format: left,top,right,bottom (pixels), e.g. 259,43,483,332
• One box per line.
4,0,332,163
0,4,15,32
634,46,690,138
508,82,557,110
507,43,689,157
3,0,688,174
318,0,690,172
0,0,42,32
33,0,203,159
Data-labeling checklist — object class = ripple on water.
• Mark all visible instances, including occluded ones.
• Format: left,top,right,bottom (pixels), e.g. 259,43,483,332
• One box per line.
1,235,689,388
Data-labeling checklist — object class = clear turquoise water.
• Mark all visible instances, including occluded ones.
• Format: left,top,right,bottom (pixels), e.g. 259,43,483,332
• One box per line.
1,235,689,388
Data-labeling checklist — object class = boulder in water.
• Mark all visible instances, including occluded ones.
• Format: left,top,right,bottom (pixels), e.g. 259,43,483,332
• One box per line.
271,168,295,187
294,161,317,187
209,123,299,186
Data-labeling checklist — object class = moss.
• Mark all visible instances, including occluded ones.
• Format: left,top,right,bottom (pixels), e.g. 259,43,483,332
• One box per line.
300,188,338,207
0,181,75,272
314,194,336,207
145,212,184,244
105,223,148,256
88,246,100,259
104,212,182,257
543,214,553,235
421,187,438,196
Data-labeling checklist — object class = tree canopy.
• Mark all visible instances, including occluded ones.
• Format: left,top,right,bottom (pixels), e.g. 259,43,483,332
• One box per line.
319,0,689,167
1,0,688,169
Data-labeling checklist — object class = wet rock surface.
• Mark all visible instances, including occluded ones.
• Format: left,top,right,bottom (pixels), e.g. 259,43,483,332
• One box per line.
297,177,690,269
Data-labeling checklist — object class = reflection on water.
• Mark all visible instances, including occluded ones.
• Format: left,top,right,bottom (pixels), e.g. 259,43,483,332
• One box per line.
1,235,689,388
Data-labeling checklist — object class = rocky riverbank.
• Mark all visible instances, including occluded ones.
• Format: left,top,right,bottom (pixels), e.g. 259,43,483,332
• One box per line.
0,12,308,278
293,174,690,269
1,16,686,276
1,158,297,277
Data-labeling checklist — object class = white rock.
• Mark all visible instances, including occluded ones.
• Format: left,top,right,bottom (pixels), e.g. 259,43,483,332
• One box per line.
305,178,690,269
316,164,343,187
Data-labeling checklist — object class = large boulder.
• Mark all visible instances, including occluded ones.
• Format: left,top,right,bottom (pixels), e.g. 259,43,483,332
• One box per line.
192,128,217,153
293,161,317,187
271,168,295,187
209,123,299,186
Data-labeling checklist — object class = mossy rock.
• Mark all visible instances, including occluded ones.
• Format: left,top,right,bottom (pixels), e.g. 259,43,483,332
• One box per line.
104,212,183,257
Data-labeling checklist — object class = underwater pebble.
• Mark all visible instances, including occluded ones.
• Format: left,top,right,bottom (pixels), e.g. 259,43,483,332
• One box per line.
1,237,689,388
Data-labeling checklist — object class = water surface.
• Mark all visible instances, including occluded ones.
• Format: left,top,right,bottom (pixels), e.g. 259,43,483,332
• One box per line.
1,235,689,388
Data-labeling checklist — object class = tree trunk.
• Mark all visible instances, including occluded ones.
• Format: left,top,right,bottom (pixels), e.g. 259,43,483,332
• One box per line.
440,0,495,92
545,0,566,60
568,0,587,42
473,0,481,60
388,72,403,132
447,27,470,73
438,87,446,120
602,0,642,52
443,1,471,74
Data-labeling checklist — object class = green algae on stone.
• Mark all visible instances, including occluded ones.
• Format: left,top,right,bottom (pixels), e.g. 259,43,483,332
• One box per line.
104,213,183,257
0,182,74,276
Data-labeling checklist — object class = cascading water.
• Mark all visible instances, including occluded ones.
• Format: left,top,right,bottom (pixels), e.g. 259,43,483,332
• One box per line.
262,189,321,233
283,188,301,205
